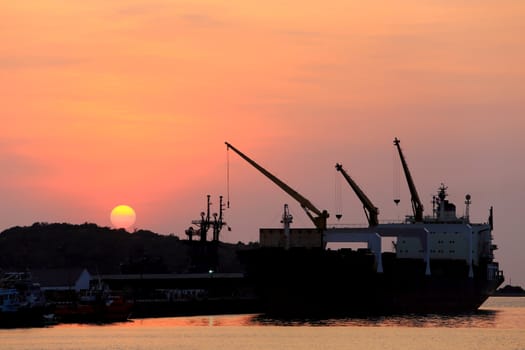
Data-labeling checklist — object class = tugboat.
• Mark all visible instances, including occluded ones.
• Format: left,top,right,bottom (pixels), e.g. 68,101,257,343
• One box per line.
226,139,504,316
52,280,133,323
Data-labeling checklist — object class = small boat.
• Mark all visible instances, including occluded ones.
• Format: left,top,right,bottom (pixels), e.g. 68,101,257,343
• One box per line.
0,288,46,327
53,289,133,323
0,272,48,327
0,288,21,313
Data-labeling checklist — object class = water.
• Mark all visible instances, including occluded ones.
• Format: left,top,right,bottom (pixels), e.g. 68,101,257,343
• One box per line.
1,297,524,350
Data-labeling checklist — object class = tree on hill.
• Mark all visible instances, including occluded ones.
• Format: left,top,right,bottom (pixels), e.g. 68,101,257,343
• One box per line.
0,222,245,274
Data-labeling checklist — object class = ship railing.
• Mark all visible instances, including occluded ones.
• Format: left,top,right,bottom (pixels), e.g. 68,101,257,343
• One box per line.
330,222,370,228
330,219,405,228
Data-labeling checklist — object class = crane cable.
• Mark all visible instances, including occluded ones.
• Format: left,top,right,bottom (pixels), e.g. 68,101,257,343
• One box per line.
226,146,230,208
393,146,400,205
335,169,342,220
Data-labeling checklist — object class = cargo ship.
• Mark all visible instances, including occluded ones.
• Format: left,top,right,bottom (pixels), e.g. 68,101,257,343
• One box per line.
226,139,504,316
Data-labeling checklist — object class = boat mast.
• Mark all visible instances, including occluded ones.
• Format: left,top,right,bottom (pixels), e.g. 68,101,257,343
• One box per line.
393,138,424,222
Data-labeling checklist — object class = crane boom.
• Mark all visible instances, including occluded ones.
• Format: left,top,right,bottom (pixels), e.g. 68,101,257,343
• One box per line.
335,163,379,226
393,137,424,222
225,142,329,230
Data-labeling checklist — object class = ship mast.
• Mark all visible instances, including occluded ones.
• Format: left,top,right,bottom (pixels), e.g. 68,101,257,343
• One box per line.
393,138,424,222
281,204,293,249
225,142,329,231
189,195,227,242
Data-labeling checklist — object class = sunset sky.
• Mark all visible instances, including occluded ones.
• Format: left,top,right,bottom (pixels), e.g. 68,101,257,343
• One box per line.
2,1,524,285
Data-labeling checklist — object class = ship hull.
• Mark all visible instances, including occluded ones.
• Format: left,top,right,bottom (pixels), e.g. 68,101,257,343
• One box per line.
0,307,47,328
239,248,503,317
53,298,133,324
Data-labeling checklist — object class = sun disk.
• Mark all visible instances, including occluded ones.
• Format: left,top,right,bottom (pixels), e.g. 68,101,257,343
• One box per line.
110,205,136,230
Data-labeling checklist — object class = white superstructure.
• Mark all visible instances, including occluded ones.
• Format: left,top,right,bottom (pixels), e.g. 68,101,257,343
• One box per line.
395,184,496,265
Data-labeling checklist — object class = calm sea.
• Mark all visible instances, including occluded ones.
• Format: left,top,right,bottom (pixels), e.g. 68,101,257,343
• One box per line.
1,297,524,350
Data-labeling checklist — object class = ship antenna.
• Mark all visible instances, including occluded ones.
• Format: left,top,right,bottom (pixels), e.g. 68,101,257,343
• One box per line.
464,194,471,223
489,206,494,230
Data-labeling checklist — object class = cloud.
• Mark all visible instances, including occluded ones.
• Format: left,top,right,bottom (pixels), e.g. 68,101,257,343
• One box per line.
0,56,85,70
0,144,50,186
110,1,227,30
179,13,225,27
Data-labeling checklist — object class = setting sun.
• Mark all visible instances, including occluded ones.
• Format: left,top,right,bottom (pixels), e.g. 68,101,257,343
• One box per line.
110,205,136,230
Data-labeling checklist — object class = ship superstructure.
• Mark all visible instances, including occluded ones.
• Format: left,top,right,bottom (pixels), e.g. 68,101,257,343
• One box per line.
395,185,496,266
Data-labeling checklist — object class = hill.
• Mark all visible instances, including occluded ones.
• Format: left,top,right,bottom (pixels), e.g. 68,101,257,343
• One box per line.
0,222,254,274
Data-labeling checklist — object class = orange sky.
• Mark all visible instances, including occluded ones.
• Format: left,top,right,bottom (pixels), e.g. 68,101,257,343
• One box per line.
1,1,524,285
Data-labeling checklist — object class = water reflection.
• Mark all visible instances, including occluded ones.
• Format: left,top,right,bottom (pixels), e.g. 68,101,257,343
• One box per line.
125,310,500,329
10,297,519,330
128,314,257,327
250,310,499,328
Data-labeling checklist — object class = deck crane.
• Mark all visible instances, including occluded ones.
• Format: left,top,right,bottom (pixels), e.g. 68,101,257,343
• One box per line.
335,163,379,227
393,137,424,222
225,142,329,231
